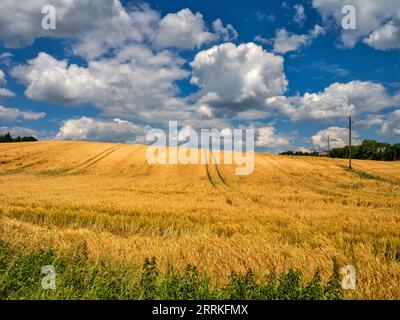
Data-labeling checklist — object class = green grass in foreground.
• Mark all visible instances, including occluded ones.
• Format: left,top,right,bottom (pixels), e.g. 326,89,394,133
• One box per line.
0,241,344,300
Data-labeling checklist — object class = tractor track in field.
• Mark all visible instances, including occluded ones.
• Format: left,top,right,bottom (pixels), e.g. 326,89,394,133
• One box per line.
205,161,233,205
70,144,125,173
204,150,253,205
75,144,123,167
205,161,218,189
212,152,230,188
204,150,228,189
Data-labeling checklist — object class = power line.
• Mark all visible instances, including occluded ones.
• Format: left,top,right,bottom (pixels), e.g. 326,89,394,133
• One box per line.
347,116,353,169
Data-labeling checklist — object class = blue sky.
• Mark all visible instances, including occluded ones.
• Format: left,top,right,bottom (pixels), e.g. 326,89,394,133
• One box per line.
0,0,399,152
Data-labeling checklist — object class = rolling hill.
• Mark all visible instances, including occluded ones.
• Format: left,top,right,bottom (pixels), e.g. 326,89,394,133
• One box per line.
0,141,399,299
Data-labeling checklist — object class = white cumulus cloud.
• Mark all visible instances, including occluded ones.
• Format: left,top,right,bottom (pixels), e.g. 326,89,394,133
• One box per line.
0,69,15,97
312,0,400,50
380,110,400,136
266,81,400,121
312,126,360,149
156,9,214,49
0,88,15,97
0,2,238,59
0,105,46,121
55,117,149,143
272,25,325,54
0,0,122,49
256,126,291,150
11,50,192,122
0,69,5,84
190,42,288,118
363,21,400,50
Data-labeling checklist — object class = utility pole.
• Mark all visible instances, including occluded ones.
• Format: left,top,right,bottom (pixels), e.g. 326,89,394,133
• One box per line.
348,116,352,169
327,135,330,156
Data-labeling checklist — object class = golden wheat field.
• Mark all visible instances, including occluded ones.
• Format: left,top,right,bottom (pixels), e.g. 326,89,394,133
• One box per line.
0,141,399,299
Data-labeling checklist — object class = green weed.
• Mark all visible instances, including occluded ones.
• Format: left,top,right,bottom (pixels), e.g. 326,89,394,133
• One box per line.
0,241,344,300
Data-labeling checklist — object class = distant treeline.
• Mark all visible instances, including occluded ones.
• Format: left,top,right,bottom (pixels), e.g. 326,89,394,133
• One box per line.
0,132,38,143
279,150,320,156
280,140,400,161
329,140,400,161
